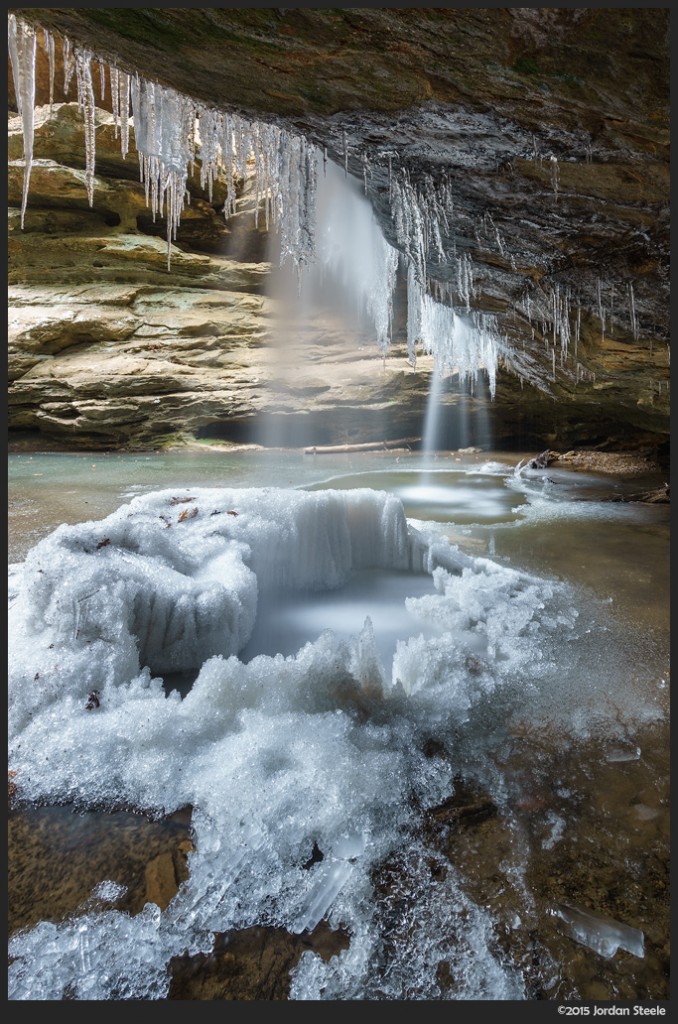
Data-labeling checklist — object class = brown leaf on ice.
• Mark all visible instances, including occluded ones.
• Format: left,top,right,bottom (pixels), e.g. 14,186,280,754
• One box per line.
171,496,195,505
96,538,111,549
178,507,199,523
227,510,239,517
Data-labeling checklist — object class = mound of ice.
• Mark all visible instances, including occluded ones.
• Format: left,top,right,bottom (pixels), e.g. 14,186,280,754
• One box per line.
8,485,584,1000
9,487,413,732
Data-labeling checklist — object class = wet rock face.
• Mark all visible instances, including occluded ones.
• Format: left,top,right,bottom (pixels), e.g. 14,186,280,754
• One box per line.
7,7,670,449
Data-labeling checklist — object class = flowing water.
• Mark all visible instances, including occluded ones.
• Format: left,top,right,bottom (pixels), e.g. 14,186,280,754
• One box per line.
7,448,670,1001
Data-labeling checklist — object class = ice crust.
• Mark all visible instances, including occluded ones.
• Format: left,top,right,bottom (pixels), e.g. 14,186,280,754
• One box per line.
6,484,627,1000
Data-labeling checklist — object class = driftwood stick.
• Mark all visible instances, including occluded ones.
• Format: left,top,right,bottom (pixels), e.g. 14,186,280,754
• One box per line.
304,437,421,455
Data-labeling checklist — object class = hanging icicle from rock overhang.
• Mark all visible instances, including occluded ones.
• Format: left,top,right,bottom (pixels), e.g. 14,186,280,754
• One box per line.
8,13,36,229
7,12,505,391
7,13,320,274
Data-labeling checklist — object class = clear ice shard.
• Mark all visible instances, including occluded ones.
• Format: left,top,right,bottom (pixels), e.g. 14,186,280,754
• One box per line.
291,831,367,934
554,903,644,959
604,742,641,763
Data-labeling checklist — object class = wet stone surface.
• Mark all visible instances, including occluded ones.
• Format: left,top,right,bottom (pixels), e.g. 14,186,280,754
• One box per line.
168,923,350,1000
8,803,193,936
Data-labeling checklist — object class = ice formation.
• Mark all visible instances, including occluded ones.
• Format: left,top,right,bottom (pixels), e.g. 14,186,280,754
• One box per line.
7,14,320,274
8,483,590,1000
7,477,669,1000
8,13,502,388
8,13,36,228
406,264,500,394
554,904,644,960
297,156,400,354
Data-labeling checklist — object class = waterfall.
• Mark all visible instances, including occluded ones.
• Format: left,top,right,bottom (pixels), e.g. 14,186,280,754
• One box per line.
255,154,401,448
422,360,445,461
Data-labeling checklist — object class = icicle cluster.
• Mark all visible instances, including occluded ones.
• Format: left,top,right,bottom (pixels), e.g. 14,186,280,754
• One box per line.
389,165,498,386
130,78,196,270
389,165,483,318
390,169,452,288
515,281,579,384
406,265,499,395
8,14,319,272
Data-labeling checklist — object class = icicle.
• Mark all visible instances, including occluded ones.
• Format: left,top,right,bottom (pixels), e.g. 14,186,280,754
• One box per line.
63,36,75,96
628,282,638,341
8,15,22,117
457,253,474,312
142,155,150,207
110,66,119,139
42,29,55,112
99,61,106,103
360,151,373,197
119,71,130,159
75,50,97,207
343,130,348,177
8,16,37,229
596,279,606,341
550,155,560,201
562,287,571,363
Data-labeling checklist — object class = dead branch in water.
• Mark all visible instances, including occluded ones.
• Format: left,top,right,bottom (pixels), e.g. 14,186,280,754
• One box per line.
304,437,421,455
